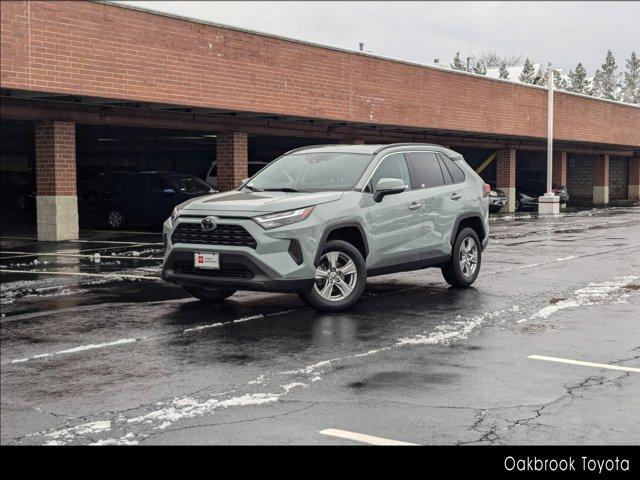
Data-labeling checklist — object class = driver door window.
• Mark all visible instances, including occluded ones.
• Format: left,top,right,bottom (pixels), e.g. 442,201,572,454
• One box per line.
368,153,411,193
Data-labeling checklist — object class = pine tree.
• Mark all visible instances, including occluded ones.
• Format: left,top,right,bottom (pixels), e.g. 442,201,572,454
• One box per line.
592,50,621,100
498,62,510,79
622,51,640,104
451,52,468,71
519,58,536,83
567,62,590,94
554,75,568,91
473,61,487,75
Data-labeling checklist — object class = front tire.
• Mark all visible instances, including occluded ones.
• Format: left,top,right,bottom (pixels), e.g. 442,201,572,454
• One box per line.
106,208,126,229
300,240,366,312
185,286,236,302
442,227,481,287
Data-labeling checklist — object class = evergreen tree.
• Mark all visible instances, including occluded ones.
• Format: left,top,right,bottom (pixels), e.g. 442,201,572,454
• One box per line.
554,74,568,91
591,50,621,100
567,62,590,94
451,52,468,71
622,51,640,104
472,61,487,75
498,62,510,79
519,58,536,83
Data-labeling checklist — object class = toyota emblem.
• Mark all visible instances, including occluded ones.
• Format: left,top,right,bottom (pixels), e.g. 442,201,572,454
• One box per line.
201,216,217,232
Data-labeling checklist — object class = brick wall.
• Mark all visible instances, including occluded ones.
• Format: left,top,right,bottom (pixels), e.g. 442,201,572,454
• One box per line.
35,120,76,196
609,157,629,199
567,155,594,199
216,132,248,191
1,1,639,148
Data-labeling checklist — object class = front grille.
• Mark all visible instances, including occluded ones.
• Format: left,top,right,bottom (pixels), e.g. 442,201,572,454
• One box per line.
171,222,257,249
173,262,254,279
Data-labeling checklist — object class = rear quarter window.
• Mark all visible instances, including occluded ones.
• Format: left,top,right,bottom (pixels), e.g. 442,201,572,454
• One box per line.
439,154,466,183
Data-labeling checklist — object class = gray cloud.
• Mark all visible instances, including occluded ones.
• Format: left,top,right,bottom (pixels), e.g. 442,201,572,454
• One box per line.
118,1,639,74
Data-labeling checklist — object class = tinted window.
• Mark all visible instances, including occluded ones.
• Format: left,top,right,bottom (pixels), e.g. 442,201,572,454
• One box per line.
405,152,445,188
247,152,372,192
149,176,166,192
168,175,212,193
439,154,466,183
438,156,454,185
121,175,148,191
368,153,411,192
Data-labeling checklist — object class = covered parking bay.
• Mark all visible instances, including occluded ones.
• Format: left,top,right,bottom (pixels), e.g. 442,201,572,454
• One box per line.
1,1,638,241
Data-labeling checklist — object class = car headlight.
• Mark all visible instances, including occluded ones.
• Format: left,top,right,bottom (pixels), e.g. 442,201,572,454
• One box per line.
171,207,180,223
253,206,315,230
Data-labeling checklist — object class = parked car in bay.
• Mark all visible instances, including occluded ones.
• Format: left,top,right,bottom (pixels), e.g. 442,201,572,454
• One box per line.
0,170,36,211
100,171,216,229
78,171,134,206
515,181,569,211
206,160,270,188
486,181,508,213
162,144,490,312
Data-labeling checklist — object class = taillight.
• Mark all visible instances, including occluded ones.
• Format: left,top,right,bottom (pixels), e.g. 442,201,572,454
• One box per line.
483,183,491,197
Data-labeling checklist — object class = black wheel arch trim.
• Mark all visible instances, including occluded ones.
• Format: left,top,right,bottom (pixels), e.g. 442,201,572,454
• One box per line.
451,212,486,245
314,221,369,265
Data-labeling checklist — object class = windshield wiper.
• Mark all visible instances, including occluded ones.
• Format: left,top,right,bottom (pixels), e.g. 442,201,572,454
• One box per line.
262,187,304,192
243,184,263,192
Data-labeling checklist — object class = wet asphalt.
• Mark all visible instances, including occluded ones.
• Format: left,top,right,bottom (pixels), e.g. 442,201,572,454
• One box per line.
1,204,639,445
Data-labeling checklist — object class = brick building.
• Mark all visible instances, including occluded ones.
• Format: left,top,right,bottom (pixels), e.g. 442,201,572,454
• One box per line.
1,1,639,240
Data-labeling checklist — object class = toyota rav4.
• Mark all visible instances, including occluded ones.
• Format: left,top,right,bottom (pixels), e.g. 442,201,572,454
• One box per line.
161,144,489,311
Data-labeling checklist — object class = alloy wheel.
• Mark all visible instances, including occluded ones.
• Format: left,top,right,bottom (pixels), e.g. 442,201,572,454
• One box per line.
458,237,478,277
108,210,123,228
314,251,358,301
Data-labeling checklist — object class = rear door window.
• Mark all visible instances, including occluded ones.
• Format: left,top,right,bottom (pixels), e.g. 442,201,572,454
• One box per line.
404,152,446,189
439,154,466,183
121,175,148,192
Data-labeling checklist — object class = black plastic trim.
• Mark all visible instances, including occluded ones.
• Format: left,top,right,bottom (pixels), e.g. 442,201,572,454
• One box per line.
314,221,370,265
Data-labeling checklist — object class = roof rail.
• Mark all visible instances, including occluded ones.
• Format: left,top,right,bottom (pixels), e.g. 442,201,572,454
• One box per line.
282,144,345,155
372,143,444,155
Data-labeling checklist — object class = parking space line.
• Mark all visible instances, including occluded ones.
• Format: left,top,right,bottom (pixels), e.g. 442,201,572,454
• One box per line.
319,428,417,446
0,269,161,281
528,355,640,373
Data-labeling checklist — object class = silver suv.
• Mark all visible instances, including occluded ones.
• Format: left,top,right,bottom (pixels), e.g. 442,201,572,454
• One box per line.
161,144,489,311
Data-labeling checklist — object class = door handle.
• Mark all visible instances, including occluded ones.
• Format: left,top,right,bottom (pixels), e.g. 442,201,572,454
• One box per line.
450,193,462,200
408,202,420,210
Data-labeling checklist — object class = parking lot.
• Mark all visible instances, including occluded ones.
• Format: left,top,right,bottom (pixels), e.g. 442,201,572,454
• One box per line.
1,204,639,445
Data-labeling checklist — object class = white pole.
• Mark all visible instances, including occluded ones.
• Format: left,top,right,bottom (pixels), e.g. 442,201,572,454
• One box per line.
546,67,554,195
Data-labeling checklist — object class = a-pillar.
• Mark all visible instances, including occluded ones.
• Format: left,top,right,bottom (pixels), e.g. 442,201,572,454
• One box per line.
216,132,248,191
593,154,610,204
496,147,517,212
35,121,79,241
628,157,640,200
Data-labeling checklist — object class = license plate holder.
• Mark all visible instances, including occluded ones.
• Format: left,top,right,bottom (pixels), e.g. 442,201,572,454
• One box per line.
194,252,220,269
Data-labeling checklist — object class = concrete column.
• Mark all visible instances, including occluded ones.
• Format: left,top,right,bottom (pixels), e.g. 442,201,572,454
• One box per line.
628,157,640,200
35,121,79,241
216,132,248,191
593,154,610,204
496,147,517,212
552,151,568,186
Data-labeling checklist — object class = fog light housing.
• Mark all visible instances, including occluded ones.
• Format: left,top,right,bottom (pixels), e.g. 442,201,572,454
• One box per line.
288,239,303,265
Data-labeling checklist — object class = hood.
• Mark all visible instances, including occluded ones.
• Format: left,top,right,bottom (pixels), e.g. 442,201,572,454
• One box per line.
177,190,344,215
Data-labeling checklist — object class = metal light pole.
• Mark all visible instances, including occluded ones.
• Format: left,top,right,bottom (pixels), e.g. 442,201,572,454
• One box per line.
538,67,561,214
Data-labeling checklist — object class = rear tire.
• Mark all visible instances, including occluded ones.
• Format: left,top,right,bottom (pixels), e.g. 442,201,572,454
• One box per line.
300,240,366,312
441,227,481,287
185,286,236,303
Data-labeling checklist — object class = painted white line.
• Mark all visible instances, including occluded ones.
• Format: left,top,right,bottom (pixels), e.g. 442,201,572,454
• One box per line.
319,428,417,446
528,355,640,373
1,251,163,260
10,338,142,364
0,269,161,281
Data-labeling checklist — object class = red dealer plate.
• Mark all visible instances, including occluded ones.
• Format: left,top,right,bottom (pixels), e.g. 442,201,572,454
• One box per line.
194,252,220,269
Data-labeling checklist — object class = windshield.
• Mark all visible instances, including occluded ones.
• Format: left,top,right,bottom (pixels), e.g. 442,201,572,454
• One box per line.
245,152,373,192
168,175,212,194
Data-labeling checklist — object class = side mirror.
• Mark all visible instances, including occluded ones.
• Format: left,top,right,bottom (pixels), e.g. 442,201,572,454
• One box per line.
373,178,406,202
162,188,176,194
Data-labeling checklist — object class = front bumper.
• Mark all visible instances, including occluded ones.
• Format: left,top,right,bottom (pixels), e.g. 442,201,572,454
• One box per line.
161,214,321,292
488,196,507,207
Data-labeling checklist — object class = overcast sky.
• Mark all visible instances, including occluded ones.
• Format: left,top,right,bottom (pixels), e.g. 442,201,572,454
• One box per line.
118,1,638,74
